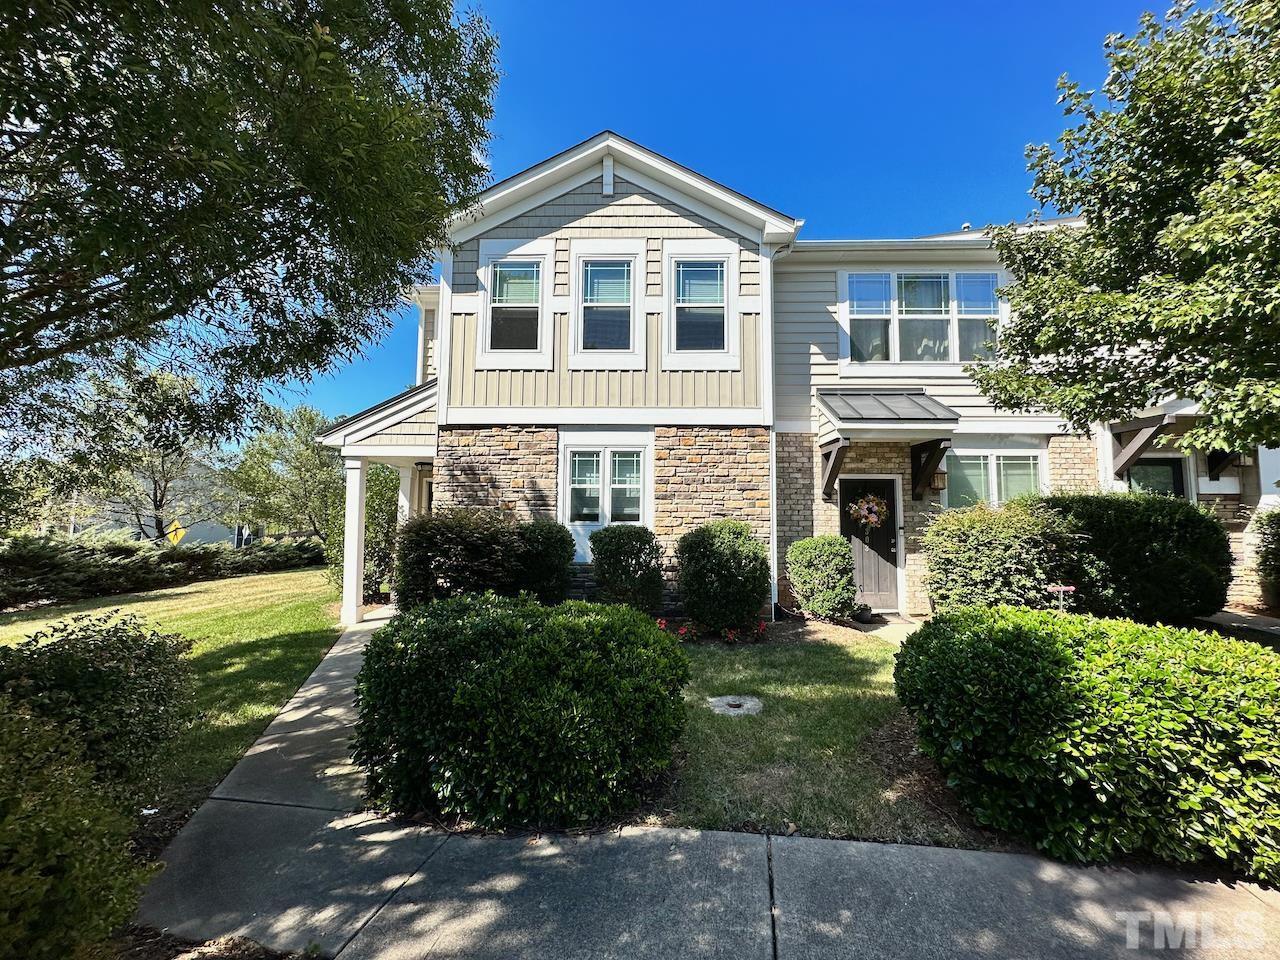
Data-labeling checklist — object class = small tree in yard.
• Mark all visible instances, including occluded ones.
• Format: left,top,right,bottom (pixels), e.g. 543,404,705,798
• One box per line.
975,1,1280,452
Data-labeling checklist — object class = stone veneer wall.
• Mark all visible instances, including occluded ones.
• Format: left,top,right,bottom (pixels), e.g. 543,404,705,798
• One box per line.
432,425,558,519
652,426,771,579
776,433,939,616
1046,433,1100,492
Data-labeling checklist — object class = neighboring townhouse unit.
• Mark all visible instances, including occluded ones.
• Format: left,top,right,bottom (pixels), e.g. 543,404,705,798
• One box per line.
321,132,1278,625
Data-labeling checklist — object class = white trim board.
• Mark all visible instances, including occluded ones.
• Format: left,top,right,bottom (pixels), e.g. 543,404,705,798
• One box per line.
444,406,768,426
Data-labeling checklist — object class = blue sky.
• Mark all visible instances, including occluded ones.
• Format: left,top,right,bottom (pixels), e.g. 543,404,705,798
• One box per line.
295,0,1157,419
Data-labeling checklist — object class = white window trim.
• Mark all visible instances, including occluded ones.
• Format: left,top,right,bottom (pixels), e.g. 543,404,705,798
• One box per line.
837,267,1007,378
941,443,1048,508
568,238,646,370
662,238,741,372
558,427,655,562
476,237,555,371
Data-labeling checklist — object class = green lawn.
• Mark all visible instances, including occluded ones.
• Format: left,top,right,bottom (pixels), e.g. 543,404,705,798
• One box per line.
663,621,998,849
0,568,341,840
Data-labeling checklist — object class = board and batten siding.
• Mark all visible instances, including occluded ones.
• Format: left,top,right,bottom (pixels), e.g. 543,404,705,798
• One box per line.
343,408,437,450
446,176,762,410
773,264,1005,425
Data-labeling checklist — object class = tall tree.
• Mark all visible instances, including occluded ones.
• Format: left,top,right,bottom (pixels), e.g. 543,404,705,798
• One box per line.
225,405,344,539
0,0,496,446
974,0,1280,451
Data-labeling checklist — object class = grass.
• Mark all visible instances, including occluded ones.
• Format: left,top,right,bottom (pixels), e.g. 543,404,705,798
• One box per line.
0,568,341,832
661,621,997,849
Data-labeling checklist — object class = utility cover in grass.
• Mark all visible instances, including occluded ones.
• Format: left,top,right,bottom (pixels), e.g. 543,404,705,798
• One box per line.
706,695,763,716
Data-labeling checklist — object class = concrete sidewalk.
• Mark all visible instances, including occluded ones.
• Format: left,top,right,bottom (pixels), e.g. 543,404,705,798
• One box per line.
139,616,1280,959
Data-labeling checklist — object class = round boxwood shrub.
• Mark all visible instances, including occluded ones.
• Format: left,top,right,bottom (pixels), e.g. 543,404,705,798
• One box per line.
0,698,149,960
895,606,1280,881
513,518,576,605
394,508,523,607
353,594,690,826
589,525,665,613
0,614,193,802
922,499,1087,611
675,519,770,635
1044,492,1231,623
785,535,858,620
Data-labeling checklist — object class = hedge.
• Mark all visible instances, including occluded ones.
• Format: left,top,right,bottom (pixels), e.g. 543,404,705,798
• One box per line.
0,614,193,802
895,606,1280,881
353,594,689,826
675,520,771,635
589,525,665,613
785,535,859,620
393,509,576,608
0,699,148,960
0,534,325,610
1258,509,1280,605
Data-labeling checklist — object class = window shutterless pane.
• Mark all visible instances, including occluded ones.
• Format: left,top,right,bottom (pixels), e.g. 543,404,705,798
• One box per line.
675,261,724,304
899,317,951,362
611,451,641,484
610,451,642,523
958,318,996,361
956,273,999,316
996,455,1040,503
492,261,540,303
849,273,891,316
490,306,539,350
582,307,631,350
947,454,989,507
897,274,949,315
583,261,631,304
850,318,890,362
675,306,725,351
1128,461,1179,495
569,451,601,523
570,451,600,485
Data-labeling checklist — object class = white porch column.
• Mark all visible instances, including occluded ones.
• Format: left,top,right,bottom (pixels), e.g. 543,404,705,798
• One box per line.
397,465,415,522
341,458,367,626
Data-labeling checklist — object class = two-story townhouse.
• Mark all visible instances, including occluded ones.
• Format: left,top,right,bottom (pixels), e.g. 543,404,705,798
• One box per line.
321,132,1277,625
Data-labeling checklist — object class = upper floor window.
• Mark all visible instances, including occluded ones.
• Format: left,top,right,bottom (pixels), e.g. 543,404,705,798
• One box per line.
842,270,1000,367
674,260,726,351
581,260,632,350
489,260,541,350
568,239,645,370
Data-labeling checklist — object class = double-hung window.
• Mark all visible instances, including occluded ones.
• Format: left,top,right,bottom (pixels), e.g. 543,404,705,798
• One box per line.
945,450,1042,508
569,239,645,370
489,260,541,350
581,260,632,350
674,260,726,351
477,237,553,370
562,433,651,561
841,270,1001,370
663,239,740,371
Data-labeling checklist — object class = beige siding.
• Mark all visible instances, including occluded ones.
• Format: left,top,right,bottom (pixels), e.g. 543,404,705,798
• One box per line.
773,264,1004,424
449,313,760,409
345,408,437,450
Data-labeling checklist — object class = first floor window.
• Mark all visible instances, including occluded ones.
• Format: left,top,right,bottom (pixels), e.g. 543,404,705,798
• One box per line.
489,259,541,350
946,451,1041,507
674,260,726,351
564,445,647,552
610,451,642,522
569,451,602,522
581,259,632,350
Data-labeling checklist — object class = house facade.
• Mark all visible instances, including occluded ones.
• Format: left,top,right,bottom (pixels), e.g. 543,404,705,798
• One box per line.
321,132,1277,625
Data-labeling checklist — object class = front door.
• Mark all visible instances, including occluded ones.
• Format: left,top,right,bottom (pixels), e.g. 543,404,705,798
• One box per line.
839,478,899,611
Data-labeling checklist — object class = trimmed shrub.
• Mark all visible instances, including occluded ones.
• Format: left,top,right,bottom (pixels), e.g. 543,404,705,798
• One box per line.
675,519,771,635
1258,509,1280,606
353,594,689,826
0,614,193,801
922,499,1087,611
589,525,665,613
513,519,576,605
1045,492,1231,622
895,606,1280,881
786,535,858,620
0,699,148,960
0,534,325,610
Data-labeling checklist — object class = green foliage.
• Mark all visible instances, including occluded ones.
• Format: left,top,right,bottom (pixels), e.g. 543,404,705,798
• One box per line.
1046,492,1231,622
0,534,324,610
589,525,665,613
0,614,193,801
513,519,577,605
895,606,1280,881
1258,509,1280,590
1,1,497,448
785,535,859,620
675,520,771,635
393,509,575,608
0,699,148,960
975,1,1280,450
353,594,690,826
324,463,399,603
923,499,1086,611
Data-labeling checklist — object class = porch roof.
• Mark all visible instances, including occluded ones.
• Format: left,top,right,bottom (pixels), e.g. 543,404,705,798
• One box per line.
816,388,959,432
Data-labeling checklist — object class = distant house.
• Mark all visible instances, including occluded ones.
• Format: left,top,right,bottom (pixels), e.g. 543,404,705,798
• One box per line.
320,132,1278,624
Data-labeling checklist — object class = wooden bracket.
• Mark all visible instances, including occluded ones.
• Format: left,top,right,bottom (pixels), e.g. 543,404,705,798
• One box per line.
820,439,850,502
910,438,951,501
1111,415,1176,479
1206,450,1241,480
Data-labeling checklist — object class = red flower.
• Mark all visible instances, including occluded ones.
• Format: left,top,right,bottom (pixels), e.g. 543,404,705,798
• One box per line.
656,618,668,629
677,626,688,636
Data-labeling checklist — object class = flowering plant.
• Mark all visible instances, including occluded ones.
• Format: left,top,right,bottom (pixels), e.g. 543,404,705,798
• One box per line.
848,493,889,531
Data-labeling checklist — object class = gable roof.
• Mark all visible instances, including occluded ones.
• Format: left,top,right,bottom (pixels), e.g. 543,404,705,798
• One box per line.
318,379,437,446
451,131,802,246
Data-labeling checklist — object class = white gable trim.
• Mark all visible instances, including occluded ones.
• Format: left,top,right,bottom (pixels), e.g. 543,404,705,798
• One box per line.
320,381,439,447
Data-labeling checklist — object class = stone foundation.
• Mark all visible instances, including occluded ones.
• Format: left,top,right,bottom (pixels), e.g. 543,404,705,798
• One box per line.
433,425,558,519
1047,433,1099,492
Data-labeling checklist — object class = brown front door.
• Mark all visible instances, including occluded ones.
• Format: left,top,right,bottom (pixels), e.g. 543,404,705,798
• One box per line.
839,478,899,611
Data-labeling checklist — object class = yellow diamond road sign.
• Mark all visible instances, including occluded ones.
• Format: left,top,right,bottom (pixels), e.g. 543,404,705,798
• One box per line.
165,519,187,545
